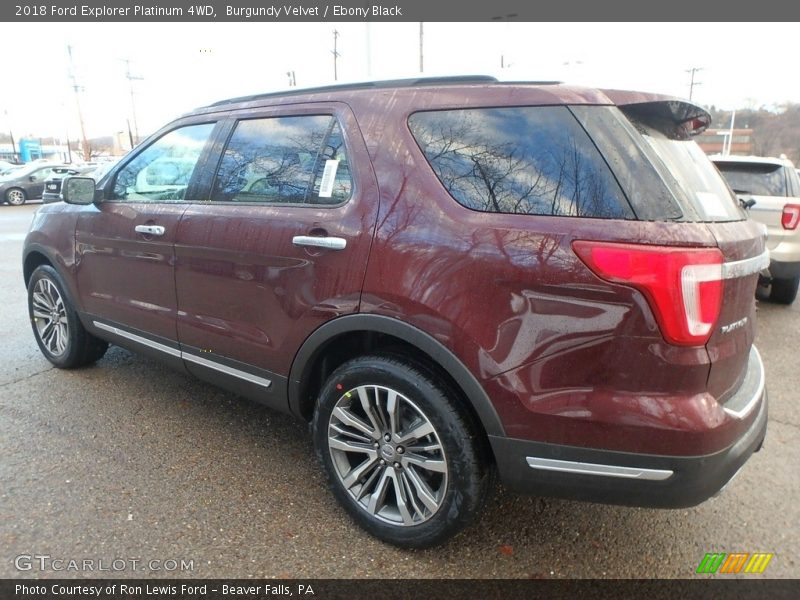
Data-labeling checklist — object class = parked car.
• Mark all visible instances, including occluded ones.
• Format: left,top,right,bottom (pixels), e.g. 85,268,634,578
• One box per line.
24,77,768,548
0,162,71,205
711,155,800,304
41,166,87,204
41,161,119,204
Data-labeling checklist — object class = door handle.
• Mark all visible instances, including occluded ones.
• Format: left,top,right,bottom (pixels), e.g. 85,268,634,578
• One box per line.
292,235,347,250
135,225,165,236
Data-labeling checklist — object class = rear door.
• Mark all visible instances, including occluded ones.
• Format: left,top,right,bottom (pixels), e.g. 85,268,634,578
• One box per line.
172,103,379,409
75,121,219,361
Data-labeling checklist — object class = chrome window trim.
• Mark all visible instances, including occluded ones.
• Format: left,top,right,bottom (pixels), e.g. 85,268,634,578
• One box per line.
525,456,673,481
93,320,271,389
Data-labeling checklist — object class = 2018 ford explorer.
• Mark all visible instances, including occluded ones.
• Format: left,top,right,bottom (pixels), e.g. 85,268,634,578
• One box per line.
23,77,768,548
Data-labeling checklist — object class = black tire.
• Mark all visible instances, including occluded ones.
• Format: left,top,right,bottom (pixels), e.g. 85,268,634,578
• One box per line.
769,275,799,305
5,187,27,206
311,355,492,548
27,265,108,368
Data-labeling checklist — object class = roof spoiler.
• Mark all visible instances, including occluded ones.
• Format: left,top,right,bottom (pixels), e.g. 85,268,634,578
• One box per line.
601,90,711,140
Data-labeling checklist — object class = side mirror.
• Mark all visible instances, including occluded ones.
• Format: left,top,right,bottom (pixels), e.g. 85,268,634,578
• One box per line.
29,175,37,182
62,176,97,205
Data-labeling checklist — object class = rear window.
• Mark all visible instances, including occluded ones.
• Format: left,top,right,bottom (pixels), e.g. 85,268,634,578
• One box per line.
408,106,634,219
714,162,788,197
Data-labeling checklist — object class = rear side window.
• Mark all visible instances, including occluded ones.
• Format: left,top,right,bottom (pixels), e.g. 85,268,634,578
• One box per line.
714,162,788,197
408,107,634,219
211,115,352,205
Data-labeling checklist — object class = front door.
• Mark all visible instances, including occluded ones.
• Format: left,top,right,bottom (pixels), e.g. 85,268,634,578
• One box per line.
75,121,218,358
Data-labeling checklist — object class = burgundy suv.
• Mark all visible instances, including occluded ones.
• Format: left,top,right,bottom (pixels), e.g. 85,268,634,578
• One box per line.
24,77,768,547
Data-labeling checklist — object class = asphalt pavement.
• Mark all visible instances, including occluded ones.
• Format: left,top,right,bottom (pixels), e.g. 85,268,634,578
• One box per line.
1,203,797,578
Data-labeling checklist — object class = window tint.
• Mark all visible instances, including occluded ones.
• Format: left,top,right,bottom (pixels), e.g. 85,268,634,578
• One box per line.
111,123,215,202
211,115,352,205
715,162,788,197
408,107,633,219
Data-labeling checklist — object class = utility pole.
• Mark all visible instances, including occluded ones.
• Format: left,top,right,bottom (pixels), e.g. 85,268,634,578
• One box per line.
4,109,17,160
67,44,91,162
419,22,424,73
122,58,143,145
332,29,340,81
686,67,703,101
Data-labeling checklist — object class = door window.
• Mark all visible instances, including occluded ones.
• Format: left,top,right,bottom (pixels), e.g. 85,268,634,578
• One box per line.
211,115,352,205
110,123,215,202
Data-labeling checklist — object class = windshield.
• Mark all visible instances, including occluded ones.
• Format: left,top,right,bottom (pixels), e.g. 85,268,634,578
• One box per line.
714,162,787,197
637,125,744,222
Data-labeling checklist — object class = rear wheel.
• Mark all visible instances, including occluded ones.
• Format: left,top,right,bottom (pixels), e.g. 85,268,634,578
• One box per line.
5,188,26,206
769,275,799,305
28,265,108,368
312,355,492,548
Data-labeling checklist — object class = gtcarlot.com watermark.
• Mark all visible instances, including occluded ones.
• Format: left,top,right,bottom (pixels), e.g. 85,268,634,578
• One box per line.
14,553,194,573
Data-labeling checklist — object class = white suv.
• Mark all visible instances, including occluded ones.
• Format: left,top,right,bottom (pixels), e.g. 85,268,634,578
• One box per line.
712,155,800,304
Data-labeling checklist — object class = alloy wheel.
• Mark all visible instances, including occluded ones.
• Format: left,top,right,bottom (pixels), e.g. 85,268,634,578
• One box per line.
327,384,448,526
31,278,69,356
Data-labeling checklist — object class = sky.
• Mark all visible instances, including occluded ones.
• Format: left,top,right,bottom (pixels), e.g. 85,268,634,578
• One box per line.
1,22,799,142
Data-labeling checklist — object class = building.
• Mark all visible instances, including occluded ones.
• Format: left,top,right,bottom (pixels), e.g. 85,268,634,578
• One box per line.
695,128,754,156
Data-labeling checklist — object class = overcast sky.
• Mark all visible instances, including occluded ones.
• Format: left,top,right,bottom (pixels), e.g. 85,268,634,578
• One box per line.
2,22,799,142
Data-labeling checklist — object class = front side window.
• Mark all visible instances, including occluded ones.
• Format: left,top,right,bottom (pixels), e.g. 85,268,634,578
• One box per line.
110,123,215,202
408,106,633,219
211,115,352,205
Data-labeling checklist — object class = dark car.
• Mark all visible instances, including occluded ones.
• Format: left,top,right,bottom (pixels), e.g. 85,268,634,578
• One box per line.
23,77,768,548
41,166,86,204
1,163,72,205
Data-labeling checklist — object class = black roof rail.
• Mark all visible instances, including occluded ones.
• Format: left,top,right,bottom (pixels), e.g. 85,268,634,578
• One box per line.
205,75,501,108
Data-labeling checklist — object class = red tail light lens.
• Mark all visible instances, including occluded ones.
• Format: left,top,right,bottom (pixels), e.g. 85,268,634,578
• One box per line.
573,241,724,346
782,204,800,230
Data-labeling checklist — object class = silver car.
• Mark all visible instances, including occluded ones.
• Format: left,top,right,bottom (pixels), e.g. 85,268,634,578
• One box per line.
712,155,800,304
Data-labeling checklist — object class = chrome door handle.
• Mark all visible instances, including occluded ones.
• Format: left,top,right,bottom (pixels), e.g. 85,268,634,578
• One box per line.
292,235,347,250
135,225,165,236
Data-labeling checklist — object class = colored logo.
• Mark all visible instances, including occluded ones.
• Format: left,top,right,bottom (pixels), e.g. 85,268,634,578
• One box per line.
696,552,774,574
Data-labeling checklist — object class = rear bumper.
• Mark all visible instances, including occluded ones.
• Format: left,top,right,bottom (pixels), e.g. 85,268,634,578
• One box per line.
768,258,800,280
490,367,768,508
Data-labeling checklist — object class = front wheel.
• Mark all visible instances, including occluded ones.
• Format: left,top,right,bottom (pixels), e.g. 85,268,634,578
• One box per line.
28,265,108,368
5,188,27,206
770,275,799,305
312,355,492,548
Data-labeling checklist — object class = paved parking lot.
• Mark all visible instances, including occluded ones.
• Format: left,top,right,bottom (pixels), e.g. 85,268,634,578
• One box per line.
1,203,798,578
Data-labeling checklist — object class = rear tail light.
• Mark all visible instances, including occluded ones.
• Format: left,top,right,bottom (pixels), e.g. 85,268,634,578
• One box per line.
573,241,723,346
782,204,800,230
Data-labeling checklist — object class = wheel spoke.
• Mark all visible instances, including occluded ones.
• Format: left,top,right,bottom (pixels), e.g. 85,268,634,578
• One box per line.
386,390,400,436
402,453,447,474
328,437,376,455
356,386,384,437
396,420,434,445
332,405,378,440
329,422,372,443
366,467,393,515
342,456,380,489
404,465,440,513
400,471,425,521
389,468,414,525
